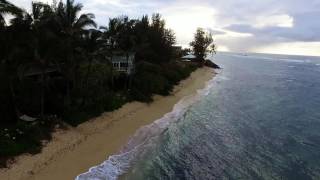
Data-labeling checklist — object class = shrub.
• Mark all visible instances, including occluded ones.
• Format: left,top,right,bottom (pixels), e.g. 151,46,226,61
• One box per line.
130,61,198,102
0,119,57,167
63,91,128,126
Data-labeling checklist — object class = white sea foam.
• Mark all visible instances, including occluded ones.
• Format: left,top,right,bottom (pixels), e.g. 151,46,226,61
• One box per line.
279,58,307,63
75,76,217,180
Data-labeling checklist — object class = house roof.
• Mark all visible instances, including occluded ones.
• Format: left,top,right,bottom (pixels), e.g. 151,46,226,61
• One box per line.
181,54,196,59
18,63,60,77
112,54,135,63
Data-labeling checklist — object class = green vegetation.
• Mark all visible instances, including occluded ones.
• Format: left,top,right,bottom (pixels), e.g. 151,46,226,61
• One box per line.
0,0,201,166
131,61,199,102
190,28,217,63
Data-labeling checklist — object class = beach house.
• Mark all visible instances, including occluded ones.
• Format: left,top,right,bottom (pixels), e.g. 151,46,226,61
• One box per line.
181,54,197,62
111,52,135,75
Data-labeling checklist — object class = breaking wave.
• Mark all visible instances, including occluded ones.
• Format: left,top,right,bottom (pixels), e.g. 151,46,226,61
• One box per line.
75,76,216,180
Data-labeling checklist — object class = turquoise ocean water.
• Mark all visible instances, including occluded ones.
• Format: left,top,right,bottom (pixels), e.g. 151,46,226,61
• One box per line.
77,53,320,180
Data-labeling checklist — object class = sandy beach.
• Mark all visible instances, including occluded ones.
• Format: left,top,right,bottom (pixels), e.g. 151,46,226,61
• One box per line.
0,67,215,180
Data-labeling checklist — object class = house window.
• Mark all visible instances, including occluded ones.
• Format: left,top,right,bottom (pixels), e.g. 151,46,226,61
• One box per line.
120,62,128,68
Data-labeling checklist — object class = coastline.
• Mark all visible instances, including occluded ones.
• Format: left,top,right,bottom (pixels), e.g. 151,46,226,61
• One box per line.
1,67,215,180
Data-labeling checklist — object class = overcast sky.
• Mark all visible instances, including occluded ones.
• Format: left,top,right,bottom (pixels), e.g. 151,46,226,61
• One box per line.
11,0,320,56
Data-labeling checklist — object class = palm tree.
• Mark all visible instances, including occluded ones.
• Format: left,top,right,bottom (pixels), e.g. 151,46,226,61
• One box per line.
0,0,26,123
7,1,57,119
30,2,56,118
0,0,23,27
55,0,96,36
0,0,23,64
54,0,97,106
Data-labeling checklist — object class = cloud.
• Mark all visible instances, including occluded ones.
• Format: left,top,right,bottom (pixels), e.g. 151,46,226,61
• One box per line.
225,11,320,42
8,0,320,56
159,5,217,46
254,14,293,28
253,42,320,57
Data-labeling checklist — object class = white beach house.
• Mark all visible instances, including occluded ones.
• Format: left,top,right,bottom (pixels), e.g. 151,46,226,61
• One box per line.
111,53,135,75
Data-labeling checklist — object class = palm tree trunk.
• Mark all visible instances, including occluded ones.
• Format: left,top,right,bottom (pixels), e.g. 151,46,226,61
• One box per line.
65,53,73,107
81,55,93,107
125,52,129,90
110,52,114,89
9,77,19,121
40,64,45,119
34,43,45,119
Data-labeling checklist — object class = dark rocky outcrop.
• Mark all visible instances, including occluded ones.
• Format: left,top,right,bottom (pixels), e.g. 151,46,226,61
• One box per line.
204,60,221,69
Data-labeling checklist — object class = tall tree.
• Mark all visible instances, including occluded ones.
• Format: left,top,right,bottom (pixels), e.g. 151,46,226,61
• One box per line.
100,17,122,89
190,28,216,62
55,0,96,36
118,16,136,57
117,17,136,89
5,1,58,118
148,13,175,63
55,0,97,106
80,28,103,106
133,15,150,62
0,1,29,123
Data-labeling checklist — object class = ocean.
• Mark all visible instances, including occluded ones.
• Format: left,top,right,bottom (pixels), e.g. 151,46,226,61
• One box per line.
77,52,320,180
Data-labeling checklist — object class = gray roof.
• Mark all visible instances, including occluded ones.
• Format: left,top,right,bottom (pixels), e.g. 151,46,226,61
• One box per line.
112,54,135,63
18,63,60,77
181,54,196,59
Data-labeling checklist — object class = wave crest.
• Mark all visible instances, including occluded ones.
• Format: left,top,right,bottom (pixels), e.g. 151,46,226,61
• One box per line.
76,77,217,180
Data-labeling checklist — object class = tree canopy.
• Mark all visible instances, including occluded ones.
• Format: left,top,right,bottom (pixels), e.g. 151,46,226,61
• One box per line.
0,0,199,164
190,28,216,61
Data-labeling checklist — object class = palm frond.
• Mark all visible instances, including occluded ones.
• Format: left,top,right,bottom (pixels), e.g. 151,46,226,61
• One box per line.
75,13,97,29
0,0,23,16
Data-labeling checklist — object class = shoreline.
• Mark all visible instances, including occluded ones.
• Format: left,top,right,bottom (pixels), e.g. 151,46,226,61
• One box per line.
1,67,216,180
